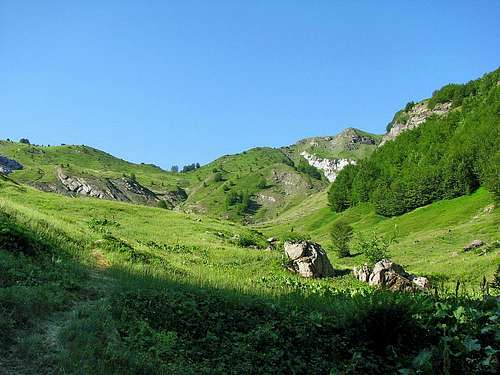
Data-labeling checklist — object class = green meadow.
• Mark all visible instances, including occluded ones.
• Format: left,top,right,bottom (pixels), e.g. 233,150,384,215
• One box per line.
0,175,498,374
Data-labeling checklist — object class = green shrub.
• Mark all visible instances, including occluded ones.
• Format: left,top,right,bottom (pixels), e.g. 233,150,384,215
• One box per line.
354,232,392,265
157,200,168,209
330,220,353,258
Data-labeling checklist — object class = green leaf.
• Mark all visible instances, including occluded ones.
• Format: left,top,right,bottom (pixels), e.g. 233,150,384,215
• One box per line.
463,338,481,352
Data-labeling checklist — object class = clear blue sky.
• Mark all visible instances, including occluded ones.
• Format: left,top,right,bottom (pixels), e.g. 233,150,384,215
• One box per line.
1,1,499,168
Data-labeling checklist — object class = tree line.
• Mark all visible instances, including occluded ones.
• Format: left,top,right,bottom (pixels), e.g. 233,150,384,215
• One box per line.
329,68,499,216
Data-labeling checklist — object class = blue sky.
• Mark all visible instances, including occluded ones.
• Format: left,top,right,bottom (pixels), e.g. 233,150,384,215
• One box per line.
1,1,499,168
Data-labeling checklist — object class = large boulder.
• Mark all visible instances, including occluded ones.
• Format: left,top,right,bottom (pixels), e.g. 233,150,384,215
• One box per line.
284,241,334,278
353,259,429,292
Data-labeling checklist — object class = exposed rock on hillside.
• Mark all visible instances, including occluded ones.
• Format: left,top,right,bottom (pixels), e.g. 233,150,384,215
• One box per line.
353,259,429,291
300,151,355,182
47,168,186,208
284,241,334,278
0,156,23,174
269,169,313,194
381,101,452,146
463,240,485,252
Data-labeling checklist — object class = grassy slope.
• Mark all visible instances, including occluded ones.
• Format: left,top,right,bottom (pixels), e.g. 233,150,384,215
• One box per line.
0,141,327,222
0,141,188,190
257,188,499,284
0,177,498,373
183,147,326,221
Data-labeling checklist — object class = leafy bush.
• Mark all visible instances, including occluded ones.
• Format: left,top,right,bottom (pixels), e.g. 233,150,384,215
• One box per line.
330,221,353,257
354,232,392,265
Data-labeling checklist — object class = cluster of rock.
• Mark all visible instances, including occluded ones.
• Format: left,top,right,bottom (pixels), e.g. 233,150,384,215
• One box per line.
284,241,334,278
463,239,485,252
300,151,355,182
346,133,377,150
353,259,429,292
0,156,23,174
380,101,452,146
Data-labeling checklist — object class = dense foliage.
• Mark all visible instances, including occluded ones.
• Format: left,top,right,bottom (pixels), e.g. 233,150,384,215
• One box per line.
329,68,500,216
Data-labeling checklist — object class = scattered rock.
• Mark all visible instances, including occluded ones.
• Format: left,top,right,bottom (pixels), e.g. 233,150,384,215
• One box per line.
0,155,23,174
483,204,495,214
463,240,485,252
284,241,334,278
353,259,429,292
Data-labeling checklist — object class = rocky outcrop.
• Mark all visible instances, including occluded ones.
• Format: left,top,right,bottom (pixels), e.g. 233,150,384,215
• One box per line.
353,259,429,291
300,151,355,182
463,240,485,252
157,187,188,209
0,156,23,174
57,169,113,199
52,168,186,208
381,101,452,146
284,241,334,278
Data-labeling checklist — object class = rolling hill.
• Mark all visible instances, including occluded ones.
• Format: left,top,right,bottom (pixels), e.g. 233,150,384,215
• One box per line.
0,68,498,374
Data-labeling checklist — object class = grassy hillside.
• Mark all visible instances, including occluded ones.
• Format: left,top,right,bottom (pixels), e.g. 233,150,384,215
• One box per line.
258,188,499,284
0,173,498,373
182,147,326,222
0,141,189,198
2,134,368,223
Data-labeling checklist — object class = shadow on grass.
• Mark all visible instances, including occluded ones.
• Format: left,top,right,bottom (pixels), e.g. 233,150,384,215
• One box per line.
1,207,497,375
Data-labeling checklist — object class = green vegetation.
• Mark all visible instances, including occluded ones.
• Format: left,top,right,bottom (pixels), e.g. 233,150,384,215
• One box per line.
354,231,393,265
329,68,500,216
1,68,499,374
330,220,353,258
259,188,498,285
0,177,498,374
288,128,382,161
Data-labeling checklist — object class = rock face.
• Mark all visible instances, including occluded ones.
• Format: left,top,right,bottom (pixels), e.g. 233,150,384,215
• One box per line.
284,241,334,278
353,259,429,291
300,151,355,182
463,240,485,252
380,101,452,146
0,156,23,174
52,168,186,208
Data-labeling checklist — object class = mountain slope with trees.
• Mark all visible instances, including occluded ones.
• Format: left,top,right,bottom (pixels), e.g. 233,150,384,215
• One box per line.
328,68,500,216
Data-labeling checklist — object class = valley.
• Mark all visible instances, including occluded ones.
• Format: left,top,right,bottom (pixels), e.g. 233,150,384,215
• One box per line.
1,68,499,374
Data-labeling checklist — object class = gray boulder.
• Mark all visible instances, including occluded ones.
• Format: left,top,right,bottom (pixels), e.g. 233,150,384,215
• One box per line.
284,241,334,278
353,264,371,282
353,259,429,292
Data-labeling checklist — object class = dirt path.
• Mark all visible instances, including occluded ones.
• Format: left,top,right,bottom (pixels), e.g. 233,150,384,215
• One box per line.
0,252,115,375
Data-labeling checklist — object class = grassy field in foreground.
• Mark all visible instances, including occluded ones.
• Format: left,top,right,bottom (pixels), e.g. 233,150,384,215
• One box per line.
0,178,498,374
